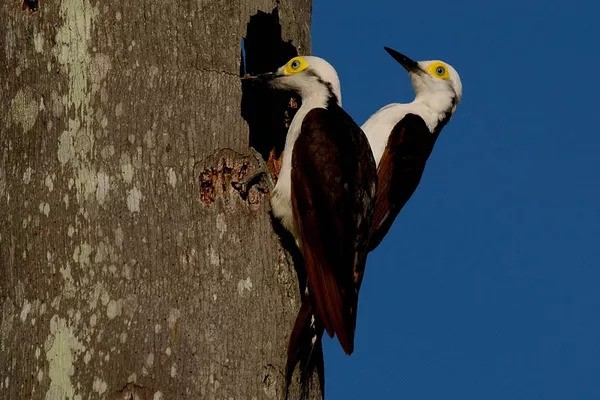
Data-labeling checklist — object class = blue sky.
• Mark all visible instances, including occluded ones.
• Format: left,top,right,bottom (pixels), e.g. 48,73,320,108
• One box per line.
312,1,600,399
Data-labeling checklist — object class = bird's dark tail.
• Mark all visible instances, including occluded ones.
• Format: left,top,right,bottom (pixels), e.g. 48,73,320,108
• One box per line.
285,299,325,400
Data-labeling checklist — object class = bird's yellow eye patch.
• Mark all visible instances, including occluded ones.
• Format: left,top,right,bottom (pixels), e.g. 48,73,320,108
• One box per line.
426,61,451,80
282,56,309,75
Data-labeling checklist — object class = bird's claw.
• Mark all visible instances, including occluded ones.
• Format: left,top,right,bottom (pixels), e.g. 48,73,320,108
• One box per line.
232,148,274,198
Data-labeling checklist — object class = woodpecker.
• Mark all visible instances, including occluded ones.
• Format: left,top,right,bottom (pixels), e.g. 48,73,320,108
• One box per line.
362,47,462,250
244,55,377,398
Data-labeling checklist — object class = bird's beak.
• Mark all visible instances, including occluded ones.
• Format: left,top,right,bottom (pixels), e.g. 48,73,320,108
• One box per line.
384,46,422,74
241,72,278,82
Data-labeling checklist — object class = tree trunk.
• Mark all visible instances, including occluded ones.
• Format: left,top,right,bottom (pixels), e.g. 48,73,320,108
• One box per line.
0,1,319,399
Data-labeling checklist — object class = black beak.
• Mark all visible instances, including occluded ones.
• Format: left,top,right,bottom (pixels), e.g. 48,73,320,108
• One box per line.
241,72,278,82
384,46,422,74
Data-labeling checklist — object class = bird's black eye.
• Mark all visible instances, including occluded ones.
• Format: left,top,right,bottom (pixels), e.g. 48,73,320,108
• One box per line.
291,60,300,69
436,66,445,75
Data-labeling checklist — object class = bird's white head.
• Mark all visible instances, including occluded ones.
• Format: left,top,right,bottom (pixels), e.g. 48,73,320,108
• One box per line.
384,47,462,115
245,56,342,105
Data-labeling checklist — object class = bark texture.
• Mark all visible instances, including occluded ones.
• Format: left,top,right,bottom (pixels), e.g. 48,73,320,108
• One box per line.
0,0,318,398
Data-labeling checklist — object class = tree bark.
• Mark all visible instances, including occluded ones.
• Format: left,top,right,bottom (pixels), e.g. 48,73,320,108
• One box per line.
0,1,318,399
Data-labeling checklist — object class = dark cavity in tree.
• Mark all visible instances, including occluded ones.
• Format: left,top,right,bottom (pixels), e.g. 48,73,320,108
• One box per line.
240,7,301,179
22,0,38,13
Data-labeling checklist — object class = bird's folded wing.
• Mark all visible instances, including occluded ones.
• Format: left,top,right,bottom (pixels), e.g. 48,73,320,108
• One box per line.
291,107,375,354
369,113,437,250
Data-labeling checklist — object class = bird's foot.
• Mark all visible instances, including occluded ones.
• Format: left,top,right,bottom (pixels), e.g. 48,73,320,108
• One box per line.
232,147,274,198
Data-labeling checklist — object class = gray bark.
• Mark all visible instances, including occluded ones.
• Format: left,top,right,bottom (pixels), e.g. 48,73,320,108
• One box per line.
0,0,319,399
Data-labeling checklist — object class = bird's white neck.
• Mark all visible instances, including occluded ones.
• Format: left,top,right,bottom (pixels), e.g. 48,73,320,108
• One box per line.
414,91,454,122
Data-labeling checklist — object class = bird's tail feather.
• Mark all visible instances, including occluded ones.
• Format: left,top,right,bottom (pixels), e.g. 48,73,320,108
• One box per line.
285,299,325,400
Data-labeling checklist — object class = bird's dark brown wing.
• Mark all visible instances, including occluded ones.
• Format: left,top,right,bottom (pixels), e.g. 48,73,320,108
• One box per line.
291,106,376,354
369,113,440,251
